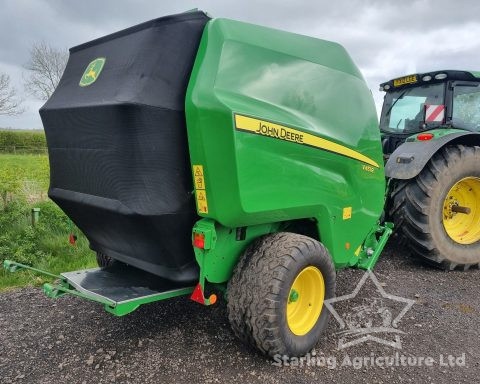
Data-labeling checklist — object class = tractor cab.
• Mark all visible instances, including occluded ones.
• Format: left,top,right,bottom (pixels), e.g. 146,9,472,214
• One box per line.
379,70,480,156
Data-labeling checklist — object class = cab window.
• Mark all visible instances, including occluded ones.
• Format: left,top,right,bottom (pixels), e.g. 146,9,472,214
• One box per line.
452,83,480,131
380,83,445,133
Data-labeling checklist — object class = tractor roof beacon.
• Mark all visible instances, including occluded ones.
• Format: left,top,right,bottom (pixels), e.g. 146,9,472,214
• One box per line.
381,70,480,269
4,10,395,359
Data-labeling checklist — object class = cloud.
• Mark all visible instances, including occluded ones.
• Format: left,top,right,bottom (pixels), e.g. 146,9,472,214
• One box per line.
1,0,479,128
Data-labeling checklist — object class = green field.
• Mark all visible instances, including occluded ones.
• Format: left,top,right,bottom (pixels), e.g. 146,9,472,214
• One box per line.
0,154,96,291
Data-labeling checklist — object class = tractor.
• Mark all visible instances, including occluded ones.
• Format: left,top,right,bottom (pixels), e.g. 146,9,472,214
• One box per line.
380,71,480,270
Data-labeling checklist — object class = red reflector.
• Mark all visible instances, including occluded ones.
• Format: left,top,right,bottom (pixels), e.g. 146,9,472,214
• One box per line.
417,133,434,141
190,283,205,304
193,233,205,249
69,233,77,245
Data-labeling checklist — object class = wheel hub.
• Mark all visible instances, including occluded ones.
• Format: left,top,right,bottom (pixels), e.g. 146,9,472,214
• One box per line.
442,177,480,245
286,266,325,336
288,289,299,303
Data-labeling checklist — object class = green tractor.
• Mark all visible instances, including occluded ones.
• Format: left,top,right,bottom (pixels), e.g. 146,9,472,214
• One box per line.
3,11,477,360
380,71,480,270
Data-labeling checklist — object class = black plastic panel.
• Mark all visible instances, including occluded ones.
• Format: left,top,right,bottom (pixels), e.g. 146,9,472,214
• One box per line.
62,264,192,304
40,11,210,283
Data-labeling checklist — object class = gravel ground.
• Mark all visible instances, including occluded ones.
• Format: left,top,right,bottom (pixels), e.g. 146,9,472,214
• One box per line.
0,240,479,384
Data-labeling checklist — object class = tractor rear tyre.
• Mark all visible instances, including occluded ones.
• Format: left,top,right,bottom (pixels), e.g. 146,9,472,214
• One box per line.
96,252,117,269
390,145,480,270
227,232,336,358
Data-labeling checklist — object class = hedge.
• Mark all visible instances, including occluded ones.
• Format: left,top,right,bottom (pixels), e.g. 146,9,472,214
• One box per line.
0,130,46,153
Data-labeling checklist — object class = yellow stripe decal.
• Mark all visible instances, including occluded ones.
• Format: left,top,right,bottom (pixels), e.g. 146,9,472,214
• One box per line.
234,114,380,168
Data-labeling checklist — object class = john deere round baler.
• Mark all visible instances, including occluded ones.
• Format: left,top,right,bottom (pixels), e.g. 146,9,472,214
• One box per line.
4,10,392,358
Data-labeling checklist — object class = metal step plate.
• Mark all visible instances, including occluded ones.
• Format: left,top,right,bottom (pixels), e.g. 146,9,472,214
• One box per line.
61,264,193,305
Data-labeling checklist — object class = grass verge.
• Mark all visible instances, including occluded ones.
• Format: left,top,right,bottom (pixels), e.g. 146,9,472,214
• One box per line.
0,153,96,291
0,200,96,291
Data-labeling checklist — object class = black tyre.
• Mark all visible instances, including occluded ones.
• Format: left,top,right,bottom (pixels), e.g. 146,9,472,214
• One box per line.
96,252,117,269
227,232,336,358
390,145,480,270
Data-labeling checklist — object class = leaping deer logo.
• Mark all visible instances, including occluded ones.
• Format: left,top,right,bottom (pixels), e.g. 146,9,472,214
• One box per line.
79,57,105,86
85,66,97,81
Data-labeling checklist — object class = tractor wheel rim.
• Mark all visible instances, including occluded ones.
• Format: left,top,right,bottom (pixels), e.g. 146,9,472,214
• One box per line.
286,266,325,336
442,177,480,245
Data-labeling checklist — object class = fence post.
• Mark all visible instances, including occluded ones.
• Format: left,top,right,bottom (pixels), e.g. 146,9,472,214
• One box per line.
31,208,41,226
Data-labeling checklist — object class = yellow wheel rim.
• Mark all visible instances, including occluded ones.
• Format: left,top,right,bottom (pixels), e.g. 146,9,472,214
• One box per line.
442,177,480,245
286,266,325,336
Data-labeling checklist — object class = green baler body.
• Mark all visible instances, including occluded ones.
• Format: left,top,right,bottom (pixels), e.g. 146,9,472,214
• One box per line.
3,14,393,314
186,19,386,269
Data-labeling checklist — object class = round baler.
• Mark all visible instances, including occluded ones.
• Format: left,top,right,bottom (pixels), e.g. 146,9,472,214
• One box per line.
4,11,393,358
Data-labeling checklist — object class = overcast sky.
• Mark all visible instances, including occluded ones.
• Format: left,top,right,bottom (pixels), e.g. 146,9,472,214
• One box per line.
1,0,480,129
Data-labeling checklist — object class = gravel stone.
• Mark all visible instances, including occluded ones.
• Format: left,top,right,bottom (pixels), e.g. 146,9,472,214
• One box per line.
0,241,478,383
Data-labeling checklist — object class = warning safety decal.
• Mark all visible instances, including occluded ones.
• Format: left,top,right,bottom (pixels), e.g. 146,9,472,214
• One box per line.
234,114,379,168
424,104,445,123
193,165,208,214
343,207,352,220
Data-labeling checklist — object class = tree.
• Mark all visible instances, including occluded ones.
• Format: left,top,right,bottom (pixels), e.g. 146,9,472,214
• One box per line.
24,41,68,101
0,73,23,116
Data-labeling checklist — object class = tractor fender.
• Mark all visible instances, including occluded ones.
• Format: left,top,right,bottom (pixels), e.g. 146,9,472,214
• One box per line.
385,131,480,180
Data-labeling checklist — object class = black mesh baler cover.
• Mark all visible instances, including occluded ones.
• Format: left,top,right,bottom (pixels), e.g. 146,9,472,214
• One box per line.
39,11,210,283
